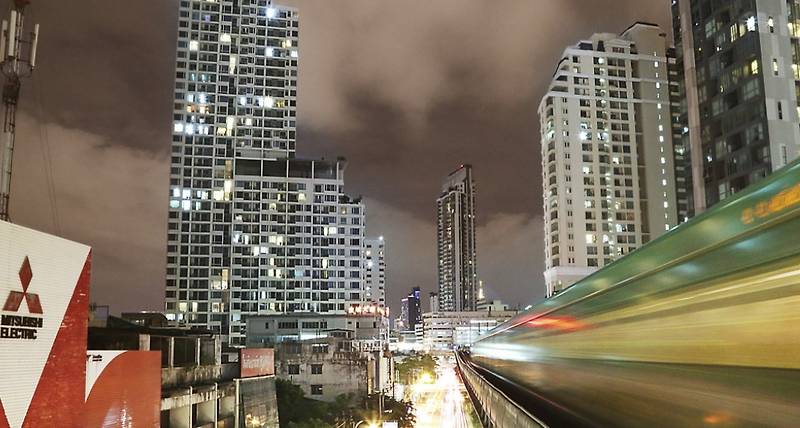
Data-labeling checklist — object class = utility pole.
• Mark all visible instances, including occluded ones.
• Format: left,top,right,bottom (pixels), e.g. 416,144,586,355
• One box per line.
0,0,38,221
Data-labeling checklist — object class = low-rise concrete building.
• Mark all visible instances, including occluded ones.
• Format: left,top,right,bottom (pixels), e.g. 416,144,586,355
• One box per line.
246,311,394,400
272,337,391,401
422,310,519,351
88,316,279,428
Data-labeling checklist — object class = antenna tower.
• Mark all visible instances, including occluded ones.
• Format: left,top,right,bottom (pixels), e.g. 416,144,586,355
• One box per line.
0,0,38,221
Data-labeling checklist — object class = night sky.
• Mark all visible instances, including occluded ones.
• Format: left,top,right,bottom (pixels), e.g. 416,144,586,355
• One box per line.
8,1,670,315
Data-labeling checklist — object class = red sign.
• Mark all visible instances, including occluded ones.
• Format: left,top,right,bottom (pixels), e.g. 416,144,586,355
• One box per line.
3,257,42,314
240,348,275,378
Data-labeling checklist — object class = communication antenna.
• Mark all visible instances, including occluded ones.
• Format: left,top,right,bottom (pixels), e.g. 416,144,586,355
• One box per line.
0,0,38,221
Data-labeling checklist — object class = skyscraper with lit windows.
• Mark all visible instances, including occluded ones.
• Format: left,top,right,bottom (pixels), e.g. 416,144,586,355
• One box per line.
166,1,367,346
672,0,800,215
437,165,478,311
539,23,682,297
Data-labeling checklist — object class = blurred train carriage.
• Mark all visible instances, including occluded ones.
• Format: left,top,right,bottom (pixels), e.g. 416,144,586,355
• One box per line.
470,158,800,427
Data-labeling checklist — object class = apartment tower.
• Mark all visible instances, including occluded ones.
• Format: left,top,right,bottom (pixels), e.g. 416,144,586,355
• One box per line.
540,23,682,297
166,1,367,346
436,165,478,311
672,0,800,215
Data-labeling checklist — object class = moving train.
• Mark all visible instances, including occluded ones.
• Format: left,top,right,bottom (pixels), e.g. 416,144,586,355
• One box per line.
471,159,800,427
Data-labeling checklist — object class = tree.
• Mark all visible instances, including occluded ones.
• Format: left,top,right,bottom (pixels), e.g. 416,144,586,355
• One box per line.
276,379,307,428
357,394,415,428
287,419,334,428
395,353,438,384
276,380,357,428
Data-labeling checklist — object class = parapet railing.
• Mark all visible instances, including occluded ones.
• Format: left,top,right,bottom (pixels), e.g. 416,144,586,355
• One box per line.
455,351,548,428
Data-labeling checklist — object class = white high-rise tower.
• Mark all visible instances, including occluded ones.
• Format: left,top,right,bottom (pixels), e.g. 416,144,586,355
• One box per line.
539,23,682,297
364,236,386,308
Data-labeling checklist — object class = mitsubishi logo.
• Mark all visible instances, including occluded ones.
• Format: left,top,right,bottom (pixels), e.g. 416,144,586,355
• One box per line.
3,256,42,314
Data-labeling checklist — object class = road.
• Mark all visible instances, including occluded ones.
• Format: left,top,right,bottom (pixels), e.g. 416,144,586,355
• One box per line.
410,363,479,428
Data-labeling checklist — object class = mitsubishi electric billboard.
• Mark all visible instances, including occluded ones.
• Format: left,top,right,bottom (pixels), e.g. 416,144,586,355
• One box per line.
0,221,91,428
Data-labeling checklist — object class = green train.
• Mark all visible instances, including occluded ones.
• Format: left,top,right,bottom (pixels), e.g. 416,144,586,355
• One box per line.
471,158,800,427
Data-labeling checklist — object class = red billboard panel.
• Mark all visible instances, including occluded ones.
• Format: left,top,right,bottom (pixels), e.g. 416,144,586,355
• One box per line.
241,348,275,378
85,351,161,428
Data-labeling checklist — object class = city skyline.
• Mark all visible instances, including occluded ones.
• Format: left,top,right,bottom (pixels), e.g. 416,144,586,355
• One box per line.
6,1,670,315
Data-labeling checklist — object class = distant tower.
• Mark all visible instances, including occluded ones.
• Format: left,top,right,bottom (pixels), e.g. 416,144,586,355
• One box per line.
0,0,39,221
400,286,421,331
364,236,386,308
429,292,439,313
436,165,478,311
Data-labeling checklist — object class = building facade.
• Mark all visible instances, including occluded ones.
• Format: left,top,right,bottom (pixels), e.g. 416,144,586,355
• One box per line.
540,23,682,296
167,1,370,346
436,165,478,311
244,311,387,349
672,0,800,216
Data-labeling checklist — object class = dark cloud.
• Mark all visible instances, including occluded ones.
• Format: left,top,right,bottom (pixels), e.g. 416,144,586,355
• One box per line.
10,0,671,314
22,0,176,152
12,113,168,312
287,1,671,308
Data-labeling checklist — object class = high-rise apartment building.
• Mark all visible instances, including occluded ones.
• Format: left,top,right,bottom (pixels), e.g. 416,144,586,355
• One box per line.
166,1,367,346
672,0,800,215
364,237,385,308
436,165,478,311
540,23,682,297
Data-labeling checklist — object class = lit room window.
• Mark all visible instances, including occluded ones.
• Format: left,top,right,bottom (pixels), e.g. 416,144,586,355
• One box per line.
746,16,756,32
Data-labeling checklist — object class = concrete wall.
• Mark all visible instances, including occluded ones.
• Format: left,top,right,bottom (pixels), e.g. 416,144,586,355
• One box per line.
456,353,547,428
161,362,239,389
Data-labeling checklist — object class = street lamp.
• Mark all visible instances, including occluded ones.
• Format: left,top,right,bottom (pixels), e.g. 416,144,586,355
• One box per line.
354,421,379,428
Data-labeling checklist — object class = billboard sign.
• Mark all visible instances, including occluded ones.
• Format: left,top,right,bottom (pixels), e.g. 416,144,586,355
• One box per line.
0,221,91,428
85,351,161,428
240,348,275,378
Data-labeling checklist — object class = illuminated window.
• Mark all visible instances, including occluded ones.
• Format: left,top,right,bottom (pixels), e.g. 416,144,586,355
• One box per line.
189,40,199,51
746,16,756,32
